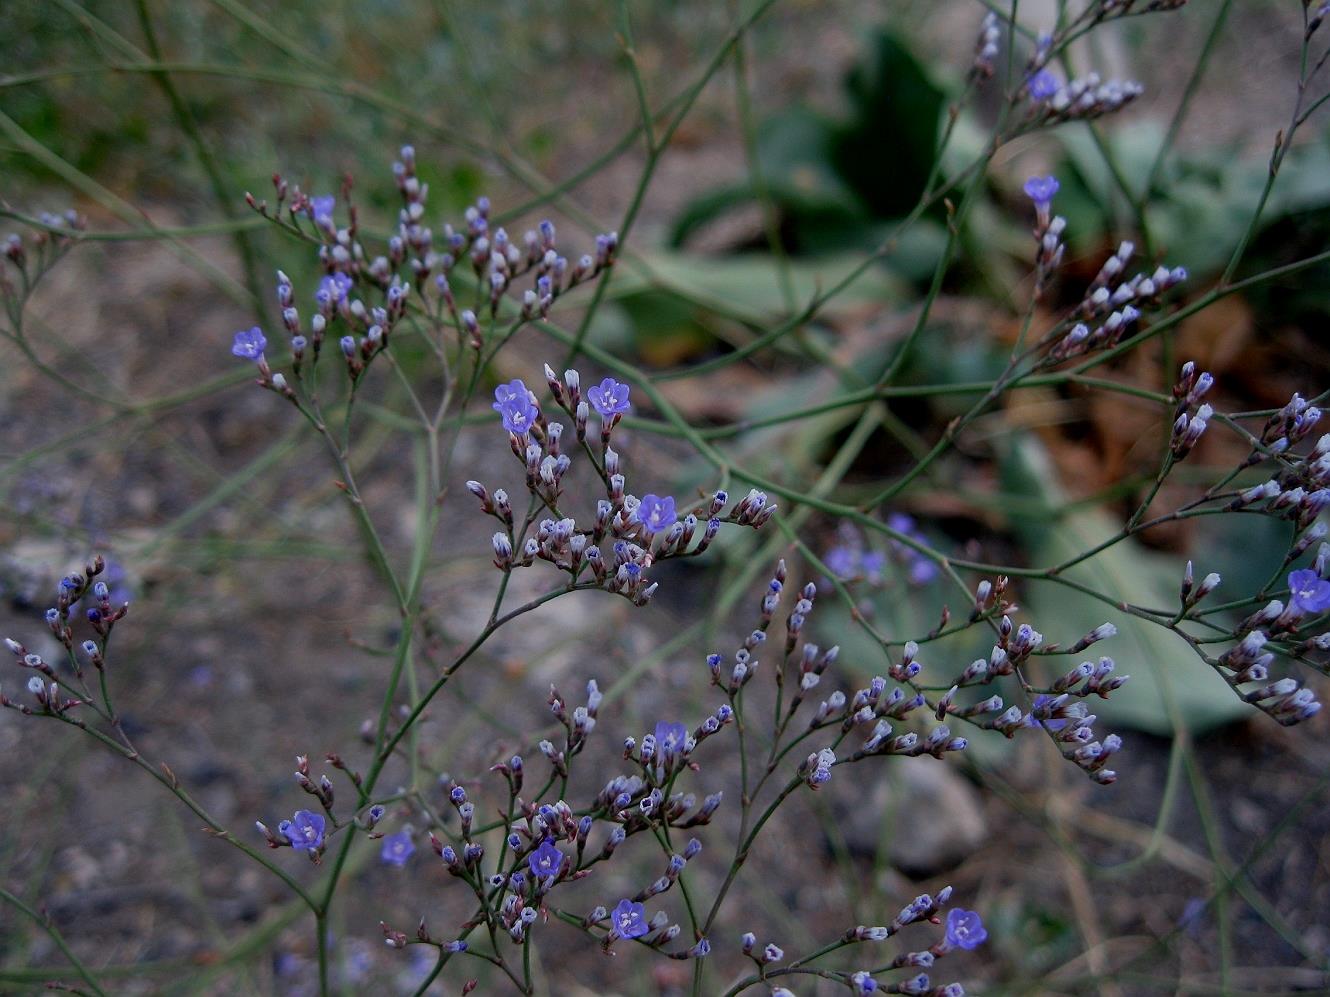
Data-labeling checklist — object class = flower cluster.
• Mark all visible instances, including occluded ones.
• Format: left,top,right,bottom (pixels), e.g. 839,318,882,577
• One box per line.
0,541,1145,993
236,145,620,397
1079,241,1188,319
970,12,1001,79
825,516,937,588
1,556,127,719
389,690,723,960
253,754,347,861
828,588,1133,784
1023,174,1066,293
1025,668,1126,783
1205,563,1328,726
1125,371,1330,726
1211,407,1328,546
0,210,85,313
360,564,997,993
8,3,1330,993
824,524,887,584
887,514,940,585
1021,26,1145,121
829,889,980,995
1028,199,1188,362
1170,361,1215,459
1031,71,1144,121
470,365,774,604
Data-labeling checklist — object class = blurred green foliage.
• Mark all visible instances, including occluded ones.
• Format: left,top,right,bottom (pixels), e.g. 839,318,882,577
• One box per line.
669,29,948,267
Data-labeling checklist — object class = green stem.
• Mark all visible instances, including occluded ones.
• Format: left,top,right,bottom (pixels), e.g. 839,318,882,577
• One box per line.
0,886,108,996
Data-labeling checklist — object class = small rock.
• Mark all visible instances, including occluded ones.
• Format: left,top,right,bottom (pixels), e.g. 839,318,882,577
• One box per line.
832,755,987,878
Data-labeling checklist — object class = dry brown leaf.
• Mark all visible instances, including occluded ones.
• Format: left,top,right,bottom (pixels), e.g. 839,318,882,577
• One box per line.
1175,295,1254,373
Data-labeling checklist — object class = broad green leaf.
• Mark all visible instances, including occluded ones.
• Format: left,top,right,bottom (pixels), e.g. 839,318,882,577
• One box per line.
833,31,946,220
606,250,906,324
667,30,947,259
1001,436,1252,735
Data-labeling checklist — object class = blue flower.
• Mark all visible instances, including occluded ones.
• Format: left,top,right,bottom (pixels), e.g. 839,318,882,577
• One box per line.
281,810,326,851
636,494,677,534
886,514,937,585
825,545,860,579
1031,694,1067,731
1022,175,1060,208
611,898,649,939
101,560,133,605
654,721,688,758
318,272,353,305
308,195,336,230
231,326,267,362
492,379,539,436
944,908,987,950
1288,568,1330,614
587,377,631,418
380,830,414,867
1179,897,1207,937
1027,69,1060,100
860,550,888,583
527,838,564,879
907,557,938,585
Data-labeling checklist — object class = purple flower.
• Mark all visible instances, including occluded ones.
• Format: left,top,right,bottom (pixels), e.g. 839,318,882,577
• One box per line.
343,942,373,982
886,513,938,586
1289,569,1330,614
587,377,631,418
611,899,649,939
1032,694,1067,731
527,838,564,879
380,830,415,867
636,494,677,534
231,326,267,362
492,379,539,436
308,195,336,230
944,908,987,950
1028,68,1060,101
907,557,938,585
281,810,326,851
860,550,888,583
318,272,353,305
101,560,132,605
1179,897,1207,937
273,952,305,978
825,545,860,579
654,721,688,758
1023,175,1060,208
888,513,917,534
